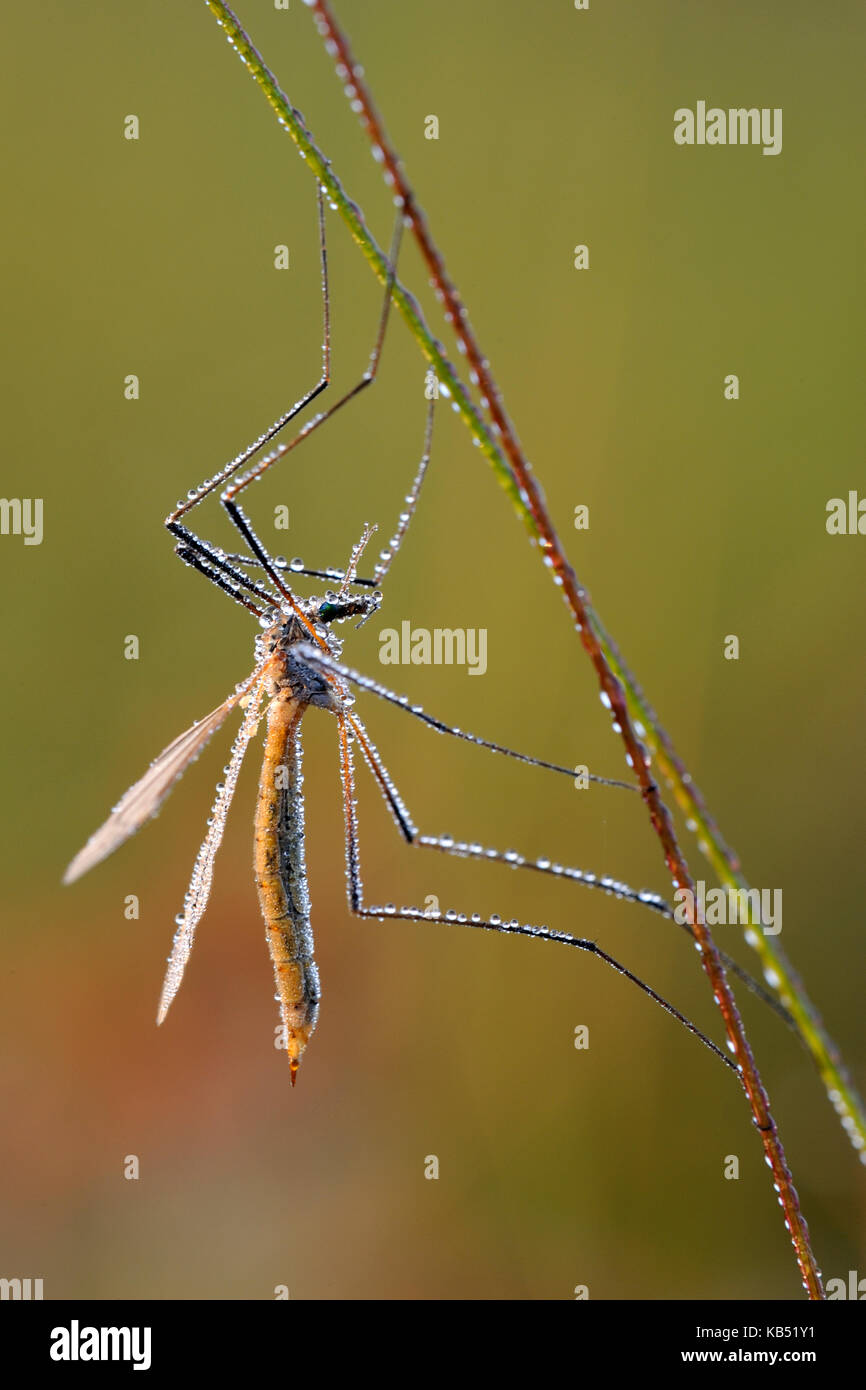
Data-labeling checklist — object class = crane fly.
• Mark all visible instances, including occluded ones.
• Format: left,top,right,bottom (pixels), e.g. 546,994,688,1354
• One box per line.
63,188,785,1085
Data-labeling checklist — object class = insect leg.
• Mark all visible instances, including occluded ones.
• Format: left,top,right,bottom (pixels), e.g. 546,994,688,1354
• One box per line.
215,211,407,609
297,644,636,792
334,712,739,1073
343,711,796,1031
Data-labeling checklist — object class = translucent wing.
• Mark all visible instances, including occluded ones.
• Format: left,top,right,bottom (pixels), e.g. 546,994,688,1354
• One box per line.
63,681,255,886
157,677,266,1024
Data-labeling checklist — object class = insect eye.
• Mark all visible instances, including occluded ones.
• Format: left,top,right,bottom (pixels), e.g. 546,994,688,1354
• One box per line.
319,602,339,623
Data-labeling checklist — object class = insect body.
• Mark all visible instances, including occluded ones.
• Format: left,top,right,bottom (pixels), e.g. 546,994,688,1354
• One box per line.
253,595,379,1081
63,189,774,1085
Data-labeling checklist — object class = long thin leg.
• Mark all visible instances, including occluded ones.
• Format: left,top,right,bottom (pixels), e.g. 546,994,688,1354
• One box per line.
218,346,428,594
334,713,738,1073
220,211,403,507
244,386,430,596
218,390,432,599
224,554,379,588
296,642,637,792
165,185,331,530
174,545,272,618
344,712,795,1028
371,394,434,587
167,201,407,632
207,213,405,612
163,185,332,623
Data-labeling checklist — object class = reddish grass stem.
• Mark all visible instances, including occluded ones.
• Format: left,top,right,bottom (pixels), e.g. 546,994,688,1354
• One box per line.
307,0,824,1298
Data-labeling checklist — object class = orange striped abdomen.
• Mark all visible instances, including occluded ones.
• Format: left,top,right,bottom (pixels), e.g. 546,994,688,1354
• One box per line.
254,691,320,1084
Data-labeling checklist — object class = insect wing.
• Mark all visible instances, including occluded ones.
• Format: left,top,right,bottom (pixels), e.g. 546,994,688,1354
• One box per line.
63,692,245,885
157,679,266,1024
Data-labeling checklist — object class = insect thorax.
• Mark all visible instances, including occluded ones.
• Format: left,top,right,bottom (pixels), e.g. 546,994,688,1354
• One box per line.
257,607,345,711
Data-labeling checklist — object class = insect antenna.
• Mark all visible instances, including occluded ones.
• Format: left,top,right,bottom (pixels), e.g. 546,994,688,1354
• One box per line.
337,521,378,597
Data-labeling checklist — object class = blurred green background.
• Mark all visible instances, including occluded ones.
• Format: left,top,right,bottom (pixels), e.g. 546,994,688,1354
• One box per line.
2,0,864,1300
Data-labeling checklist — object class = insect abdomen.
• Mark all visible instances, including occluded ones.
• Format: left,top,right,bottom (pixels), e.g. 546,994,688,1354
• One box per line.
255,692,320,1084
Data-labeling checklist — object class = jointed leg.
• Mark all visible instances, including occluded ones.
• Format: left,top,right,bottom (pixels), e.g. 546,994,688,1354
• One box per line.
208,212,405,616
371,394,435,587
166,185,331,531
166,193,411,625
334,712,739,1072
218,211,403,510
218,387,434,595
341,711,795,1029
223,554,379,588
173,544,274,618
297,642,637,792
